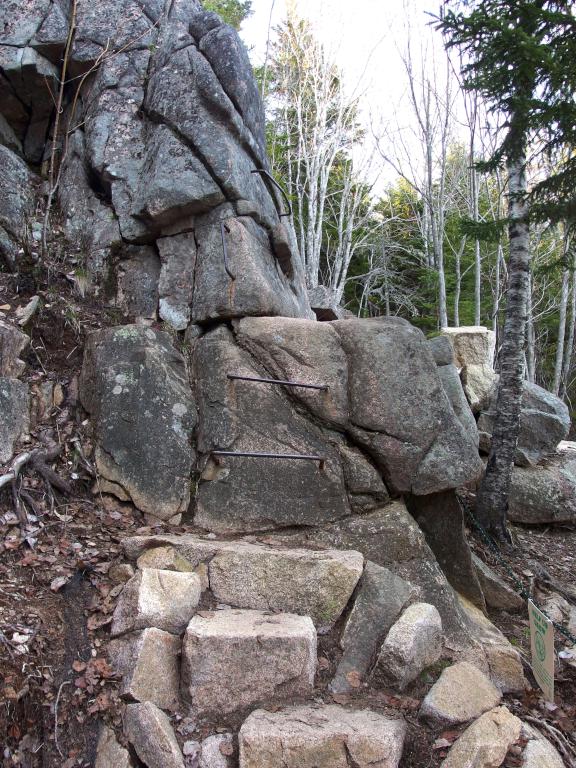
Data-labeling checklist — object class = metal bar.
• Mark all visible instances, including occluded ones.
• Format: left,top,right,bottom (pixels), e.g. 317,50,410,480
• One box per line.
251,168,292,217
227,373,328,391
220,221,236,280
211,450,325,470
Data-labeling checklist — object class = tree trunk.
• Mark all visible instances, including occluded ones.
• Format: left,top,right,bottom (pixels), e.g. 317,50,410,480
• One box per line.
476,151,529,542
561,241,576,399
525,270,536,384
553,233,570,395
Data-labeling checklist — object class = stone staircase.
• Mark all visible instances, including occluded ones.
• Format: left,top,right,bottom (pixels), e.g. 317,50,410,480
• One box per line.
94,532,552,768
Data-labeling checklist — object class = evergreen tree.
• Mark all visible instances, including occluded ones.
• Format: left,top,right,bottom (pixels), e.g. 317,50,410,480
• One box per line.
438,0,576,541
202,0,252,30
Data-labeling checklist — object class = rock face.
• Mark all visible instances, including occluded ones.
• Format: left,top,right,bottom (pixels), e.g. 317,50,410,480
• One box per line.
181,609,316,717
111,568,202,636
0,0,313,319
0,378,29,464
79,325,195,520
508,448,576,524
478,381,570,466
405,491,485,609
375,603,443,690
440,706,521,768
239,705,407,768
419,662,502,726
194,317,482,532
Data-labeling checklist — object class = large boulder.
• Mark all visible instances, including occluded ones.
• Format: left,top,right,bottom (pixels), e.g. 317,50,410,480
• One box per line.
0,146,36,270
195,317,482,533
79,325,195,521
0,378,29,464
193,324,378,533
0,320,29,377
478,381,570,466
508,447,576,524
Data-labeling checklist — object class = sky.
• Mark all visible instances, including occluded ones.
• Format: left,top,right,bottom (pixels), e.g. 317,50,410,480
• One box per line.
240,0,455,190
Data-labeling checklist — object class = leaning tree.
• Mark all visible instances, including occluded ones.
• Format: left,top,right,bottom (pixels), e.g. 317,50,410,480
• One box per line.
437,0,576,542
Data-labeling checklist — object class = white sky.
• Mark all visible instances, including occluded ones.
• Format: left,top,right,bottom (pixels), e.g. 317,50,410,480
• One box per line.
240,0,456,190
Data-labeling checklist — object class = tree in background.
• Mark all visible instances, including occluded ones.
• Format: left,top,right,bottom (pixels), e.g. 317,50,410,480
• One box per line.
263,11,383,299
439,0,576,542
203,0,252,29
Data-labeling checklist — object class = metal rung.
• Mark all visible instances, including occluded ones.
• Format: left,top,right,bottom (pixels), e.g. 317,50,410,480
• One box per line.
220,221,236,280
227,373,328,391
251,168,292,217
211,450,325,470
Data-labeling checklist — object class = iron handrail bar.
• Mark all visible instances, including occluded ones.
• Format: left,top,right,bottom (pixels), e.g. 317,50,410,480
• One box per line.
220,221,236,280
211,450,325,470
227,373,328,391
250,168,292,217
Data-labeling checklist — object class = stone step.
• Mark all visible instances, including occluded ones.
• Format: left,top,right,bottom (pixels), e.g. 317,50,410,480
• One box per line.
122,534,364,632
181,609,317,718
238,704,406,768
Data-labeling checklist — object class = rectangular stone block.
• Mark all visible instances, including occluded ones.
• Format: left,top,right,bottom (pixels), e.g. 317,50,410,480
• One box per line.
208,544,363,632
239,705,406,768
181,609,316,717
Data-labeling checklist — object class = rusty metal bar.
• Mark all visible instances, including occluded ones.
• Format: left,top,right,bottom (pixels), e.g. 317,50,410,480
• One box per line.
211,450,325,470
227,373,328,391
251,168,292,217
220,221,236,280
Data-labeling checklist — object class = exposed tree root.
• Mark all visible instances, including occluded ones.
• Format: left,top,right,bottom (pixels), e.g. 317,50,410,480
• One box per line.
0,446,72,525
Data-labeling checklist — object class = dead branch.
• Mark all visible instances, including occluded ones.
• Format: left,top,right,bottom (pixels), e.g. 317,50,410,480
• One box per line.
54,679,71,758
42,0,77,258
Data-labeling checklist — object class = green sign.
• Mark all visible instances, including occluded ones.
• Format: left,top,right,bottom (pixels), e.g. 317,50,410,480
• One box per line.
528,599,555,702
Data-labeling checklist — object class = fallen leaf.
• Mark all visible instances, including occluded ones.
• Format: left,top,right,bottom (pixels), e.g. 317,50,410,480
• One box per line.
433,738,452,750
345,670,362,688
50,575,69,592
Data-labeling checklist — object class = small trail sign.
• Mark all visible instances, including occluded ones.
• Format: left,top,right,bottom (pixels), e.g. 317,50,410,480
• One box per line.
528,599,555,702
